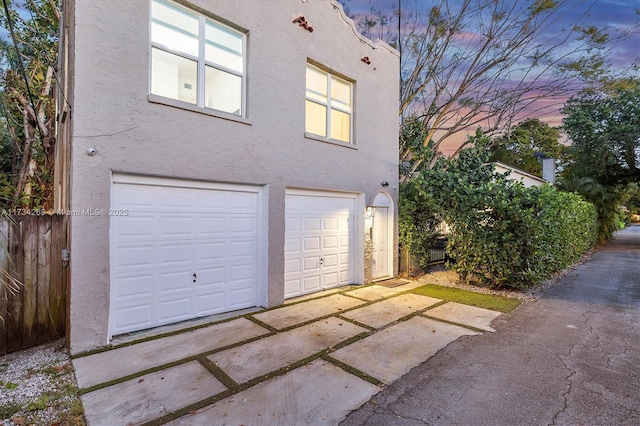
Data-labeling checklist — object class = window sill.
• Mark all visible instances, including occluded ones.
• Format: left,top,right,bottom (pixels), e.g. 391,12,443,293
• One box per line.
148,94,251,125
304,133,357,149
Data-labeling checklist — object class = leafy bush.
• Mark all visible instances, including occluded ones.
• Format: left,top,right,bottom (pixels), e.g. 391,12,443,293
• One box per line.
398,179,445,269
416,130,598,289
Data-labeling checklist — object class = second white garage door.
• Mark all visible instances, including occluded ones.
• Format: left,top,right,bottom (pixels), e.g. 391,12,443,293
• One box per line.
284,190,357,298
109,174,263,337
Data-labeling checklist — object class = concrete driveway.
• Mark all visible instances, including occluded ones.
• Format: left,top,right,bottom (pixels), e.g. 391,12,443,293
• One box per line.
72,280,502,425
342,225,640,426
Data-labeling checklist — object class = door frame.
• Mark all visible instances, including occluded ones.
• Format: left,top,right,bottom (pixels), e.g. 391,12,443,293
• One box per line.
370,191,394,281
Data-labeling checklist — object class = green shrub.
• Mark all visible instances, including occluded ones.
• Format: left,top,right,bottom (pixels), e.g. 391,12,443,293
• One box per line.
417,130,598,290
398,179,445,269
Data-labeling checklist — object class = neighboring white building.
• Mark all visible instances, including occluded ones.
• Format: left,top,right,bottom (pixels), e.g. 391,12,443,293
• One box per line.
55,0,399,354
494,162,547,188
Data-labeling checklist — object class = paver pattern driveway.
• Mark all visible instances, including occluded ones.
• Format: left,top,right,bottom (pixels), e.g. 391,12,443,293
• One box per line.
74,281,502,425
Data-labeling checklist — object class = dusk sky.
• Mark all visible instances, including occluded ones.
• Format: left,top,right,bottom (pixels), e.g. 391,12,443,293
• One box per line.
342,0,640,153
344,0,639,71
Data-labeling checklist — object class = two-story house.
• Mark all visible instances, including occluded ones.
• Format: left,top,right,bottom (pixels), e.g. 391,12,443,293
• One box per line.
55,0,399,354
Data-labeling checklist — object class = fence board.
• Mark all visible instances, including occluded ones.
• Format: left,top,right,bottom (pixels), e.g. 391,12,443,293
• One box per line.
6,218,24,353
22,218,38,348
37,217,52,344
0,215,69,355
49,215,66,339
0,220,8,354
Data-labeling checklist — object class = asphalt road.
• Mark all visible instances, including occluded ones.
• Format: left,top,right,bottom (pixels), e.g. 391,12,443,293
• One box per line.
342,224,640,426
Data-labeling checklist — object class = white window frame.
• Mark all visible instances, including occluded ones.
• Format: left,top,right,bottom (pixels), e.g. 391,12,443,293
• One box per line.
149,0,247,117
305,63,354,144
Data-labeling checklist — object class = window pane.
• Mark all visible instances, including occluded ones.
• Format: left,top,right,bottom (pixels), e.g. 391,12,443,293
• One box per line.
205,21,243,72
151,0,198,56
331,76,351,110
330,109,351,142
306,100,327,137
151,48,197,104
306,66,327,103
205,66,242,115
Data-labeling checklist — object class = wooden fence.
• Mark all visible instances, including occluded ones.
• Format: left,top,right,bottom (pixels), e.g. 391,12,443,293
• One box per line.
0,214,69,355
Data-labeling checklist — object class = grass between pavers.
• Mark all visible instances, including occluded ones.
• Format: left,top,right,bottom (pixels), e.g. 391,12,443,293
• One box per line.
412,284,521,313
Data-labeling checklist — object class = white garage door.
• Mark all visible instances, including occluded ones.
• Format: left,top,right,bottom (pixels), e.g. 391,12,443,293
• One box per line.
109,174,262,337
285,190,356,298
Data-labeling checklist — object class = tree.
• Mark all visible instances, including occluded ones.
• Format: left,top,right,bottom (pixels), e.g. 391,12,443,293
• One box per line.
340,0,638,179
489,119,565,177
0,0,59,209
562,81,640,186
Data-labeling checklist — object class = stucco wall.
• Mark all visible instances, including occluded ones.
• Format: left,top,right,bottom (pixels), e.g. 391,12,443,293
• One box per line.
66,0,399,353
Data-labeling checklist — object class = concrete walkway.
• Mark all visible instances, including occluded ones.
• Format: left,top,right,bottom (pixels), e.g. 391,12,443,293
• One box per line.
72,280,502,425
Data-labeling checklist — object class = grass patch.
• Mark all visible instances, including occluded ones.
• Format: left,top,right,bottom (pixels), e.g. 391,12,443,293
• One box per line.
412,284,521,313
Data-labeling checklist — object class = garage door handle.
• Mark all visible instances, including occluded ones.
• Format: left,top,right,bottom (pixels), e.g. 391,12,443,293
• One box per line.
193,273,197,282
319,257,324,266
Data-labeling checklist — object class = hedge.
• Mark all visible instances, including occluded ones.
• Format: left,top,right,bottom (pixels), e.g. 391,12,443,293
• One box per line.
417,131,598,290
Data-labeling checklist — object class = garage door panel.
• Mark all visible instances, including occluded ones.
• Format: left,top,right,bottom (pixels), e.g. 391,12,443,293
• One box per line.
323,272,338,287
116,216,155,238
323,236,338,249
339,270,351,283
230,216,257,235
161,188,193,209
159,242,195,265
159,270,192,293
197,292,225,313
114,185,155,208
160,216,193,237
158,297,191,322
286,217,302,232
195,267,226,287
113,274,154,298
197,242,226,262
323,254,339,267
229,192,259,211
111,177,261,337
114,245,155,268
285,258,301,273
113,304,153,331
284,237,301,253
229,288,255,309
303,276,322,292
323,217,339,230
229,240,256,258
303,256,321,271
230,263,256,281
304,218,321,231
197,217,227,237
304,237,321,251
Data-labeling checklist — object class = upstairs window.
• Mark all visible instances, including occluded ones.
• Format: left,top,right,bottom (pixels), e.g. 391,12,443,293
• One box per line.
306,64,353,143
150,0,245,116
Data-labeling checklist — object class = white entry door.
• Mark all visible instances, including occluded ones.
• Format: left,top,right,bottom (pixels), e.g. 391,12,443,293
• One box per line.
372,206,390,279
284,190,356,298
109,174,262,337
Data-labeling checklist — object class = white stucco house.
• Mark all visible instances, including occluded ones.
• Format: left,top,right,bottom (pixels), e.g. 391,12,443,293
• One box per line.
54,0,399,354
